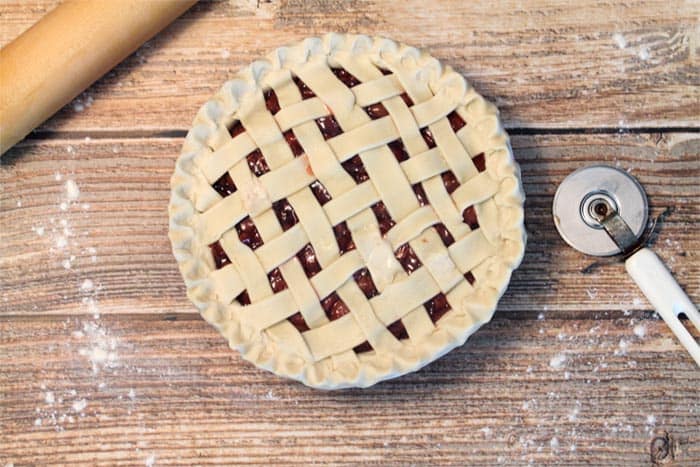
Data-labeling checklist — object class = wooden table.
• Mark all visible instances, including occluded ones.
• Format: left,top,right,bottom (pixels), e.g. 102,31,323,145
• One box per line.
1,1,698,465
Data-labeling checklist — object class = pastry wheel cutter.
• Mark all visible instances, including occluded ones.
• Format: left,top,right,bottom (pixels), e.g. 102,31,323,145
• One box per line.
553,165,699,366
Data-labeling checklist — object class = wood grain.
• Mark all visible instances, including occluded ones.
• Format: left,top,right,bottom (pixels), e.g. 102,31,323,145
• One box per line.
1,314,699,466
2,133,698,318
0,0,698,134
1,1,699,465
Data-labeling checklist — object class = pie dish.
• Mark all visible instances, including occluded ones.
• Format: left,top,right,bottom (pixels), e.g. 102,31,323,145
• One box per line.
169,33,526,389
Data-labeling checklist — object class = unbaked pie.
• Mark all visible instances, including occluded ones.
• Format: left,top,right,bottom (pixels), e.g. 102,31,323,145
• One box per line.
169,34,525,389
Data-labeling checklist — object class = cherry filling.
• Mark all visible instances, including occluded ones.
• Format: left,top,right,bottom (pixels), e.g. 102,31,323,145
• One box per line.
236,290,251,306
322,292,350,321
331,67,361,88
400,92,414,107
246,149,270,177
433,222,455,247
288,312,310,332
264,89,281,115
371,201,396,236
283,130,304,157
293,76,316,99
420,127,436,149
229,121,245,138
353,267,379,299
387,319,409,340
297,243,322,278
235,217,263,250
441,171,460,195
316,115,343,140
395,243,422,274
333,221,356,254
364,102,389,119
353,341,374,353
388,140,409,163
424,292,451,323
212,172,237,197
472,152,486,173
412,184,429,206
309,180,332,205
463,205,479,230
341,155,369,183
272,199,299,231
464,271,476,285
268,267,288,293
447,111,466,132
210,241,231,268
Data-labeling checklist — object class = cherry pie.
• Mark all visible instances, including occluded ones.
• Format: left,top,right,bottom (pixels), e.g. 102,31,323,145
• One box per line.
169,34,525,388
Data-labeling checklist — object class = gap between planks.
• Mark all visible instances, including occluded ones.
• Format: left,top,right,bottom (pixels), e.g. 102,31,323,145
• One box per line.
17,126,700,143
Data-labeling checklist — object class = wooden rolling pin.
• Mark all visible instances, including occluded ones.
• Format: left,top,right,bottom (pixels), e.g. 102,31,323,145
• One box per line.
0,0,198,155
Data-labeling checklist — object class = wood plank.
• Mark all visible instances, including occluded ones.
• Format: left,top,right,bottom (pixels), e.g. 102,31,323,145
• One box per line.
0,0,698,135
1,314,698,466
2,133,698,318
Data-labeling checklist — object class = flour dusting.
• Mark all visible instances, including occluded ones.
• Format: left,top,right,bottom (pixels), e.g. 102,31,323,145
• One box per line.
614,339,629,356
71,399,87,413
65,180,80,201
633,323,646,338
549,354,567,369
80,279,95,292
77,320,119,373
613,33,627,49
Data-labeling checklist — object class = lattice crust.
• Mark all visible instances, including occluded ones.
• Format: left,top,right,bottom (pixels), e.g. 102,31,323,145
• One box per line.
169,34,526,389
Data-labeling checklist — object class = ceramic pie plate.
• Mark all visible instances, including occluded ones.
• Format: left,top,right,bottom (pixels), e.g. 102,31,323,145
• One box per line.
169,33,526,389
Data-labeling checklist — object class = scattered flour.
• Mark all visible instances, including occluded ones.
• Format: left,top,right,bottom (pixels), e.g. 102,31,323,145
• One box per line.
80,279,95,292
220,49,231,59
614,339,629,356
34,418,42,426
44,391,55,404
32,226,45,236
77,321,119,373
550,437,560,450
72,399,87,413
638,47,650,60
550,354,567,369
633,323,647,338
568,407,580,422
145,454,156,467
65,180,80,201
613,33,627,49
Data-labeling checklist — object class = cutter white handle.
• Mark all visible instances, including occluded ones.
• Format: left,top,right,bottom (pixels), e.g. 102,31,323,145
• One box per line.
625,248,700,366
